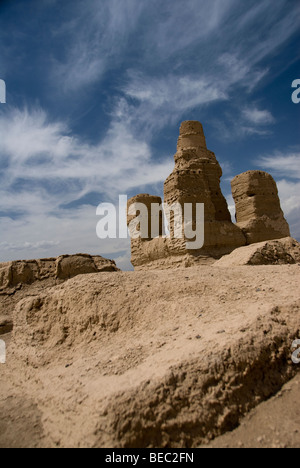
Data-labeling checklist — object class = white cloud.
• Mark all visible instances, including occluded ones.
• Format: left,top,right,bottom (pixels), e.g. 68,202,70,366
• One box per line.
0,240,60,252
50,0,145,92
0,106,173,265
0,106,173,198
136,0,237,60
1,0,300,266
257,152,300,180
46,0,300,107
124,74,227,109
217,53,269,92
210,115,273,142
121,73,228,134
242,107,275,125
277,179,300,217
211,101,276,142
114,252,133,271
0,202,131,263
277,179,300,240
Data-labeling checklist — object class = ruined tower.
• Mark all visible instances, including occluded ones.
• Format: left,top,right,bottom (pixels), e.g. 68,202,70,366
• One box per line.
231,170,290,244
163,121,245,252
127,121,291,270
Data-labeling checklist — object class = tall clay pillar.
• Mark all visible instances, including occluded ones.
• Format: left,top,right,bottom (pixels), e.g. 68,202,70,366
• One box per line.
231,170,290,244
164,121,244,249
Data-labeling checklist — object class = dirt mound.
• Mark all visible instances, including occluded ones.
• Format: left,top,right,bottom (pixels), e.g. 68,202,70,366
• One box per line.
1,265,298,447
0,254,119,334
97,307,298,448
214,237,300,267
205,373,300,448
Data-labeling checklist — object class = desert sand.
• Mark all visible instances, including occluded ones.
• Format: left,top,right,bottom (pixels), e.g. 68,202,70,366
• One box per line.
0,263,299,448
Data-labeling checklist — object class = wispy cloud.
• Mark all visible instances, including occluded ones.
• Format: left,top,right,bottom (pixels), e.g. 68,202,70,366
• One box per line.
120,72,228,135
50,0,145,92
0,0,299,265
45,0,299,112
242,107,275,125
0,106,173,199
210,113,273,142
257,151,300,180
0,105,172,264
0,240,60,252
124,74,227,109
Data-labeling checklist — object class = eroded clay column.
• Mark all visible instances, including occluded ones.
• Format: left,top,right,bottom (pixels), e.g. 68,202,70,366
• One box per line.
177,121,207,151
231,170,290,244
127,194,163,240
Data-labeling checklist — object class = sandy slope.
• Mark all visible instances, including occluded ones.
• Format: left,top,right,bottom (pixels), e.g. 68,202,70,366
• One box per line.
205,373,300,448
0,265,299,448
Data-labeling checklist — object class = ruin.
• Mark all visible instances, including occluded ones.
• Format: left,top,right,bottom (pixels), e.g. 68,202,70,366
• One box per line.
231,170,290,244
127,121,291,270
0,253,119,334
0,254,119,291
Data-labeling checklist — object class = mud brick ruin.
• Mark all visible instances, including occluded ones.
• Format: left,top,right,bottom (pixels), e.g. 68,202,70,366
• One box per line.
127,121,290,270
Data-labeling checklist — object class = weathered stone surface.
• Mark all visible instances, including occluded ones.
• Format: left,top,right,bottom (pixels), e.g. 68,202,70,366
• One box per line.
128,123,293,270
0,254,119,332
57,254,119,279
231,170,290,244
128,121,246,269
0,254,119,290
127,194,163,240
164,121,246,250
214,237,300,267
166,121,231,223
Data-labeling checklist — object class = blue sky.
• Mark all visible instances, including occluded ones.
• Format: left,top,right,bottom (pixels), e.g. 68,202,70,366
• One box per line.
0,0,299,270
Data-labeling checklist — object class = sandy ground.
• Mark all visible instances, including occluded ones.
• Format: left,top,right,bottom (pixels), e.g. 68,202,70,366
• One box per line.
0,265,299,448
204,373,300,448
